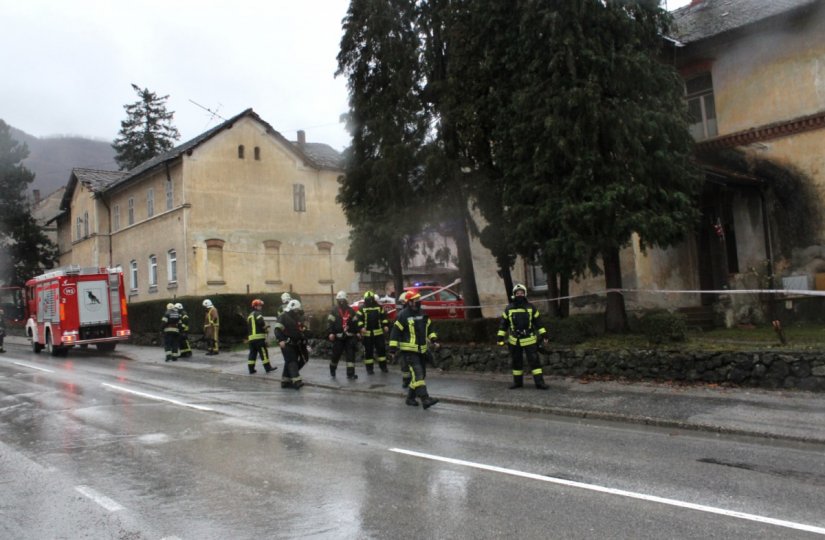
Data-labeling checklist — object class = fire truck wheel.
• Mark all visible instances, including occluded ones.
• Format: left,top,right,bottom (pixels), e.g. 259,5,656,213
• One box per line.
45,332,65,357
96,343,117,352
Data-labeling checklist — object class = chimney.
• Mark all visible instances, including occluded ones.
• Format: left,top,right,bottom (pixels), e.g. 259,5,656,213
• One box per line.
297,130,306,146
33,189,41,205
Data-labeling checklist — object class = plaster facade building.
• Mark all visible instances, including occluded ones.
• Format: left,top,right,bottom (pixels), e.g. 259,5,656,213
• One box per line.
494,0,825,325
54,109,356,312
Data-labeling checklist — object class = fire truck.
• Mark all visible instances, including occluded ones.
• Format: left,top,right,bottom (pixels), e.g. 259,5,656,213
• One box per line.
25,266,131,356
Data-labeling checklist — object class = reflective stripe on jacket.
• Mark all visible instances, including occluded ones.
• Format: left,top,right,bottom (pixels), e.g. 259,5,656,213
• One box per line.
496,302,547,346
247,311,267,341
389,308,437,353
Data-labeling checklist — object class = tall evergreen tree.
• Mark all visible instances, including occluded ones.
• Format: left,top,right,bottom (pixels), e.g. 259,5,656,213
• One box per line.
502,0,701,332
0,120,57,285
112,84,180,171
336,0,428,296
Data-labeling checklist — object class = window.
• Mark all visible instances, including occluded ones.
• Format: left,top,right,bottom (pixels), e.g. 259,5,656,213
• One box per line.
148,255,158,287
75,216,82,240
167,249,177,283
129,260,138,290
83,211,89,237
128,197,135,225
264,240,281,283
165,180,173,210
438,289,459,302
113,204,120,231
316,241,333,283
238,145,245,159
293,183,306,212
685,73,718,140
147,188,154,218
527,262,548,291
206,239,225,284
254,146,261,160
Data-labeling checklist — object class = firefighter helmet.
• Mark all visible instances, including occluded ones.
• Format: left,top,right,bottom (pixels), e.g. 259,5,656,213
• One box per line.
285,299,302,312
336,290,348,301
404,291,421,304
166,303,175,310
363,290,375,300
281,292,292,303
174,303,183,310
202,299,213,308
512,284,528,296
251,299,264,309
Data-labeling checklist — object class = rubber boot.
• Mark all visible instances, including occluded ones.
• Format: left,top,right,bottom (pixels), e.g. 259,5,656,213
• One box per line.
405,388,419,407
249,365,257,374
264,363,277,373
534,374,549,390
366,363,375,375
401,375,411,389
293,379,304,389
329,364,337,378
379,361,388,373
346,366,358,379
509,375,523,389
421,396,439,409
281,380,293,388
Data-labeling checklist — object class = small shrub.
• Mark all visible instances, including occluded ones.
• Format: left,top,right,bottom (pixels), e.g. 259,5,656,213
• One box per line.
638,311,687,344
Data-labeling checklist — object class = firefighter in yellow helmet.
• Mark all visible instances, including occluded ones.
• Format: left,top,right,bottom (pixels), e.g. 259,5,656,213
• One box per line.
247,299,276,374
389,290,439,409
358,290,390,374
496,284,549,389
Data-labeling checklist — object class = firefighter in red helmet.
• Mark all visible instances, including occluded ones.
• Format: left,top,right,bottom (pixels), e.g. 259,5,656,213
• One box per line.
247,299,276,374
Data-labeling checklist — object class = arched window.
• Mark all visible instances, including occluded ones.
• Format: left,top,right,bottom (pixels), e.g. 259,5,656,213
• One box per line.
316,241,333,284
238,145,245,159
206,239,225,284
254,146,261,160
264,240,281,284
129,260,138,290
167,249,177,283
148,254,158,287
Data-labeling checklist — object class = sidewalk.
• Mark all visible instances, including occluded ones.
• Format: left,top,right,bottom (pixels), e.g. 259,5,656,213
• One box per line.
8,336,825,444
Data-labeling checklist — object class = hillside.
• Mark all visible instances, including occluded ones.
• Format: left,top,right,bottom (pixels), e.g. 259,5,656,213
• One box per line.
7,124,118,198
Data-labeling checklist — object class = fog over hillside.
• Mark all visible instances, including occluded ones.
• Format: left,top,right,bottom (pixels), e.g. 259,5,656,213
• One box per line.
6,124,117,199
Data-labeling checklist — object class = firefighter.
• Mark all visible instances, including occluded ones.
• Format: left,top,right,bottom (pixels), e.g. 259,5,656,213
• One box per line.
161,302,182,362
277,299,308,389
327,290,362,379
394,292,413,389
389,291,439,409
246,299,276,374
496,284,550,390
176,302,192,358
0,307,6,353
359,290,389,374
203,299,220,355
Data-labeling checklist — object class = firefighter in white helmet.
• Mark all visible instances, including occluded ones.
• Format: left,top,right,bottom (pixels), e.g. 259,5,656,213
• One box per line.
496,284,549,390
161,302,182,362
202,299,220,355
326,290,363,379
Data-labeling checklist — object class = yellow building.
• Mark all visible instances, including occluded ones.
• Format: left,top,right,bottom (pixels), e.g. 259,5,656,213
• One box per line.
55,109,356,311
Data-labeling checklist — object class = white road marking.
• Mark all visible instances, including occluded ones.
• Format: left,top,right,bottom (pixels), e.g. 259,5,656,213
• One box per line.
102,383,214,411
10,361,54,373
390,448,825,536
75,485,125,512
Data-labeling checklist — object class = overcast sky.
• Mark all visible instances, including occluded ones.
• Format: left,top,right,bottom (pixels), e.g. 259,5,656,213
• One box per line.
0,0,692,152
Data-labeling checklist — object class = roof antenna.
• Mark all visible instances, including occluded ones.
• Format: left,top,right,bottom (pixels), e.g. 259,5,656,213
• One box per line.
188,99,226,127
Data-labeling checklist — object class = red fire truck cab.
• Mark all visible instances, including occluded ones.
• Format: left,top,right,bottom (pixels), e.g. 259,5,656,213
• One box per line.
25,266,131,356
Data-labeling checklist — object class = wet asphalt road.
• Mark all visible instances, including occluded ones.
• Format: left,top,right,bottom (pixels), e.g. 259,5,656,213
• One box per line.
1,345,824,539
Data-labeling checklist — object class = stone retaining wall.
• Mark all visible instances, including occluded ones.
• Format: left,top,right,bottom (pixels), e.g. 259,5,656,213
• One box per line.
308,339,825,392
